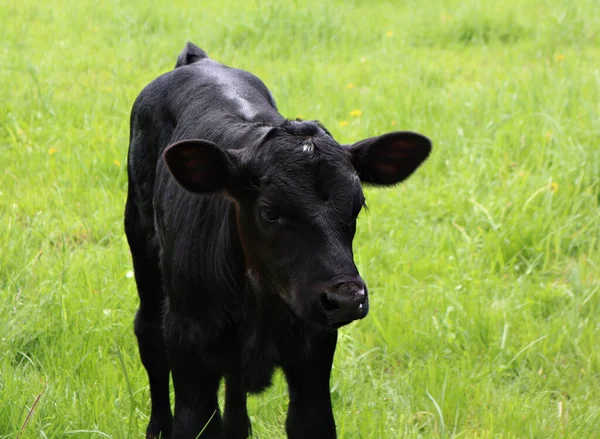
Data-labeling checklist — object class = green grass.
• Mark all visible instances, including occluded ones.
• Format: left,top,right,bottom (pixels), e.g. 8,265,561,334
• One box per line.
1,0,599,437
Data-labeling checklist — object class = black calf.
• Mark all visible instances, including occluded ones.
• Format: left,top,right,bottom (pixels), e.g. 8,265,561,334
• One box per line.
125,42,431,439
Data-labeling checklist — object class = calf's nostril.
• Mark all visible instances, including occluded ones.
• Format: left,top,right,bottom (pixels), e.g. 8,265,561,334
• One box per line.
321,293,340,312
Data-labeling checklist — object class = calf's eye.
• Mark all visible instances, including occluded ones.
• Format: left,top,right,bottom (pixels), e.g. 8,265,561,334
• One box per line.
261,206,281,223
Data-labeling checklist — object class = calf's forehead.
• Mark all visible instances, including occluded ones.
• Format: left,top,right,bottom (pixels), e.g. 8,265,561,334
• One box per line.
257,143,361,204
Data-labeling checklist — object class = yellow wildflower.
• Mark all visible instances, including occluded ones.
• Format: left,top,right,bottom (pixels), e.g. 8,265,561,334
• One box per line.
339,120,349,127
114,160,121,167
391,120,397,127
346,83,355,89
48,148,57,155
545,131,552,142
550,182,558,193
350,109,362,117
555,54,565,62
386,31,393,37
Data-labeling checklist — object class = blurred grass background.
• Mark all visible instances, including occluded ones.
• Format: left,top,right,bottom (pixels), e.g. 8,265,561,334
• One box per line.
1,0,599,437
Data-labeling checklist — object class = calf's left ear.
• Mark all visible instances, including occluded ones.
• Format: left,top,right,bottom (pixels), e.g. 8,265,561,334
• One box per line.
348,131,432,185
163,139,238,193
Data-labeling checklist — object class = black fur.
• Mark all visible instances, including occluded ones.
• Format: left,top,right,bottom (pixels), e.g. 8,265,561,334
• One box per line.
125,42,431,439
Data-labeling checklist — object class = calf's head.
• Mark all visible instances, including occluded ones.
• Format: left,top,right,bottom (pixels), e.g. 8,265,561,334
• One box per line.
164,121,431,328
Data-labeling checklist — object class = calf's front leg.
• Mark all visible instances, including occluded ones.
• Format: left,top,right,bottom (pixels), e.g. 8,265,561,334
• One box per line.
223,373,251,439
169,358,223,439
281,330,337,439
166,323,224,439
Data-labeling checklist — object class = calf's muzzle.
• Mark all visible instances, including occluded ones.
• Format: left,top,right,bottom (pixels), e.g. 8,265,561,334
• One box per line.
320,277,368,327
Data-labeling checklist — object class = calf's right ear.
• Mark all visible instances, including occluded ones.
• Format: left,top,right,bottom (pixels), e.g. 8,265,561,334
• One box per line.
163,139,238,193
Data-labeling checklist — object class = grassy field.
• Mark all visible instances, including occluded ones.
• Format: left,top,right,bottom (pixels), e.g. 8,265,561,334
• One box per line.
1,0,599,437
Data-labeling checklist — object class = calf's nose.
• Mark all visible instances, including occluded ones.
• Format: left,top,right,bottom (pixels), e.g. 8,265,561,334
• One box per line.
321,279,369,327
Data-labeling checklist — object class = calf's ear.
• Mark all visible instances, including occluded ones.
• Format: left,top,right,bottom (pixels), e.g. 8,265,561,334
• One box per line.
163,139,238,193
348,131,432,185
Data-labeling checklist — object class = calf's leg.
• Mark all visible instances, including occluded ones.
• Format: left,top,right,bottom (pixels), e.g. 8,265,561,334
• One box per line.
125,200,173,438
165,319,225,439
281,330,338,439
223,374,251,439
